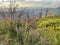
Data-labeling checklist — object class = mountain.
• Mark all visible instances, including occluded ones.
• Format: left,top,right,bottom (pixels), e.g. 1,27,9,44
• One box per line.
0,7,60,16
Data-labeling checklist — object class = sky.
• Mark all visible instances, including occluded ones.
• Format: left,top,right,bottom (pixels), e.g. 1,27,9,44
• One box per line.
0,0,60,8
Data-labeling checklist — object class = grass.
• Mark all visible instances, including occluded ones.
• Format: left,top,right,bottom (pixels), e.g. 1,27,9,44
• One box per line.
0,15,60,45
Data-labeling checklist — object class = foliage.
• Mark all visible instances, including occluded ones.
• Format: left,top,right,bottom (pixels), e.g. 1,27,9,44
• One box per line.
37,16,60,45
0,16,60,45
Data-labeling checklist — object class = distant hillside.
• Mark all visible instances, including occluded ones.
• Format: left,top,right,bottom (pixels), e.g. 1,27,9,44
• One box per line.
0,7,60,16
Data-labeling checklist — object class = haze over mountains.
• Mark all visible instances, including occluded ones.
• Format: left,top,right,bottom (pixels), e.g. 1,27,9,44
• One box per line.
0,7,60,16
0,0,60,16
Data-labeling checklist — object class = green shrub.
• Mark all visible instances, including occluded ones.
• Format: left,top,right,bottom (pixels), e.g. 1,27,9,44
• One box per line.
0,16,60,45
37,16,60,45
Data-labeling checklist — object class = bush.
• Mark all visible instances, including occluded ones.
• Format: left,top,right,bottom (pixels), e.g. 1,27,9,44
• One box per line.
37,16,60,45
0,16,60,45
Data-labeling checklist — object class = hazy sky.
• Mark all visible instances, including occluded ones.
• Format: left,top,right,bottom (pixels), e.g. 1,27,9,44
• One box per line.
0,0,60,8
0,0,59,2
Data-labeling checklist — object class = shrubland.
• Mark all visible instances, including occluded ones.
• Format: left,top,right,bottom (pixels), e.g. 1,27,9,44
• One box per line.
0,16,60,45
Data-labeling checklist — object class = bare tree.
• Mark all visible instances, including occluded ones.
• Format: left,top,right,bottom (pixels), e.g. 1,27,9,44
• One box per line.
9,0,16,19
26,10,30,23
18,9,25,21
0,0,17,20
39,9,42,18
45,9,48,17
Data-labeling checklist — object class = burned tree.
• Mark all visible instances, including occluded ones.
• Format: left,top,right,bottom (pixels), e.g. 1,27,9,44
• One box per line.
9,0,17,19
45,9,48,17
39,9,42,18
26,10,30,23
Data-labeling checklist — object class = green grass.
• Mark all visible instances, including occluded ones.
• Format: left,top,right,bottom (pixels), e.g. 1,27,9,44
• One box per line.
0,15,60,45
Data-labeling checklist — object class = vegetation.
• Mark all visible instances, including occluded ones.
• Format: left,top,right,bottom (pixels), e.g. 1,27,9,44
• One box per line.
0,15,60,45
0,0,60,45
37,16,60,45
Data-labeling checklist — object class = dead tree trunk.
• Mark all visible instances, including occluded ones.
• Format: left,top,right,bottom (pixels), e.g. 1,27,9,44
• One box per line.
39,9,42,18
45,9,48,17
9,0,16,19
